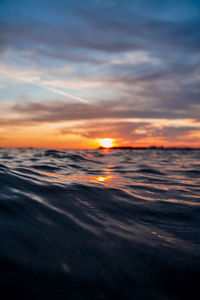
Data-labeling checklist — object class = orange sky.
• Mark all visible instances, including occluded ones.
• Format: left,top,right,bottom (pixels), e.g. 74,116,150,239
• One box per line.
0,116,200,149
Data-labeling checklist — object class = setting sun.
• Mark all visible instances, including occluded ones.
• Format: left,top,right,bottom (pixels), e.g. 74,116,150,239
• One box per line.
99,138,115,148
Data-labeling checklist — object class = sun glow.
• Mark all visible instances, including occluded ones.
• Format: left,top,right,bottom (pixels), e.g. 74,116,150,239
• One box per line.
93,175,113,183
99,138,115,148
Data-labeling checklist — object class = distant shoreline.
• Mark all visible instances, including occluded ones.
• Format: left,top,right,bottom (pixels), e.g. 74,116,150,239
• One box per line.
0,147,200,150
98,146,200,150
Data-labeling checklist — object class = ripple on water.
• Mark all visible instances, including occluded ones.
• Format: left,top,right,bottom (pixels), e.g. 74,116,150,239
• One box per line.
0,149,200,299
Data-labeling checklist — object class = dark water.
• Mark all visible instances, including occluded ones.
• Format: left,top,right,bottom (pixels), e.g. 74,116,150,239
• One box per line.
0,148,200,299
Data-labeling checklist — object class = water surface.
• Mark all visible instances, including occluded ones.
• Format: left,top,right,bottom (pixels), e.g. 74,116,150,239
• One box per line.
0,148,200,299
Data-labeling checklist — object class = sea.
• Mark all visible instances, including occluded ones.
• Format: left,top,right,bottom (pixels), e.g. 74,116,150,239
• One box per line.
0,148,200,299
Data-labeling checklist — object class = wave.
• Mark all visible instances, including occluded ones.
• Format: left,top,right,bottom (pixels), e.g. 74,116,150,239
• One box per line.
0,148,200,299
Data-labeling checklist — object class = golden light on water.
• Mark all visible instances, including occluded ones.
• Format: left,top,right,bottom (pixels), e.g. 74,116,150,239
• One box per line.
99,138,115,148
95,176,107,182
93,175,113,184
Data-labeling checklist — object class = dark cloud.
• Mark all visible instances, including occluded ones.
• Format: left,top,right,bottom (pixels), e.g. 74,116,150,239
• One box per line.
7,99,200,123
0,0,200,56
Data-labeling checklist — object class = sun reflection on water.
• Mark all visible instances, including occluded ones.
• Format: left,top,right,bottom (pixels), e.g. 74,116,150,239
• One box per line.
93,176,112,183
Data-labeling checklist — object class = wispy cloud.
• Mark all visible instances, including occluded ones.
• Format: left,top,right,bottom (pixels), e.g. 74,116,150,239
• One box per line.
0,62,90,103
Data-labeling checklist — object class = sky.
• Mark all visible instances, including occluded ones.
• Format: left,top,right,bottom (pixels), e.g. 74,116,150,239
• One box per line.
0,0,200,148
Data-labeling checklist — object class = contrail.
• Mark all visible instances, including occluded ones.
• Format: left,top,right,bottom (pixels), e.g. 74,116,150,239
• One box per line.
0,67,90,104
40,85,89,103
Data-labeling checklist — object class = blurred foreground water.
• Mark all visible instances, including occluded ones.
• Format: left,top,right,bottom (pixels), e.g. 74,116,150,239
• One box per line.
0,148,200,299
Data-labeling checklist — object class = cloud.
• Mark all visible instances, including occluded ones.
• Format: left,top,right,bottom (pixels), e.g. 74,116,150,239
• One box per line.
0,61,90,103
2,99,199,124
1,0,200,57
58,119,200,146
1,98,200,146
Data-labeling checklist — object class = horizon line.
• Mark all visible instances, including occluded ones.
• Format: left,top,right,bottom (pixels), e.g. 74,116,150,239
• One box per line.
1,146,200,150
